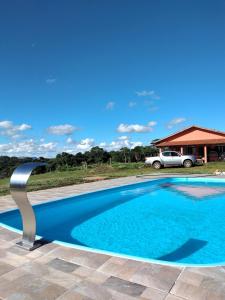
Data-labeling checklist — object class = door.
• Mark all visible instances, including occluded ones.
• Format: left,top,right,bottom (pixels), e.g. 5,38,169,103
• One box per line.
161,151,173,165
171,151,182,165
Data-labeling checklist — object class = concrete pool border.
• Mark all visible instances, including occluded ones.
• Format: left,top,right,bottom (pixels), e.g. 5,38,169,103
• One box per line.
1,175,225,299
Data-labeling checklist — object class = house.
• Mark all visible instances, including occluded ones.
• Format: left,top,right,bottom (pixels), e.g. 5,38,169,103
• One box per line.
153,125,225,163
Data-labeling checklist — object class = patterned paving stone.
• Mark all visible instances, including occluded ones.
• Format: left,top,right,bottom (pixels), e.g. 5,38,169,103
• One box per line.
87,270,110,284
165,295,184,300
38,241,59,254
25,249,43,259
49,247,86,261
57,289,92,300
44,268,81,289
103,276,146,297
20,261,81,289
116,259,144,281
171,268,225,300
70,250,111,269
130,263,182,292
73,266,95,278
21,261,51,276
74,280,114,299
0,261,15,276
6,294,34,300
188,266,225,281
1,267,28,281
0,274,66,300
0,250,30,267
109,289,140,300
98,256,128,276
7,245,30,256
0,228,20,241
47,257,79,273
0,239,14,250
140,286,167,300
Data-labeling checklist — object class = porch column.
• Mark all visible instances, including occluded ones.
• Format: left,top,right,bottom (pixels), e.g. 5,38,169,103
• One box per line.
204,145,208,163
180,146,184,155
159,147,162,153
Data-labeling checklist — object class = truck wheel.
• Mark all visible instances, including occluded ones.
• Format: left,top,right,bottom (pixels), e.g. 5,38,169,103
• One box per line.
152,161,161,169
183,159,193,168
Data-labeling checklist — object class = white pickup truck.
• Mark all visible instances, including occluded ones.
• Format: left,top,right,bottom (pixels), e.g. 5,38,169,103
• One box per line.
145,151,196,169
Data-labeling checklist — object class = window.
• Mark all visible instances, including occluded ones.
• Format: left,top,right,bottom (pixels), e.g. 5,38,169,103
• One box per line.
162,151,171,157
171,152,180,157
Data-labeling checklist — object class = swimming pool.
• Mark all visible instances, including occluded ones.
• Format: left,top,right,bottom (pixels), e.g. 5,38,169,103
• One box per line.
1,177,225,266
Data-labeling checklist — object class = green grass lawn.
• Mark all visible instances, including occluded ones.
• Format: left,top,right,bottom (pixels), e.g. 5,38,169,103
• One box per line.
0,161,225,196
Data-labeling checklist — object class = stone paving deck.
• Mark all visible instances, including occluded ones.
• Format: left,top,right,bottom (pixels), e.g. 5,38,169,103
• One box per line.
0,175,225,299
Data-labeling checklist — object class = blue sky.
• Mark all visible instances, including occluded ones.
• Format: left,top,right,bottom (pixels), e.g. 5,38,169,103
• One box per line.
1,0,225,156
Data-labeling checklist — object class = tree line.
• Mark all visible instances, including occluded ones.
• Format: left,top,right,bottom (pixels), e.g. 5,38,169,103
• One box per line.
0,145,159,178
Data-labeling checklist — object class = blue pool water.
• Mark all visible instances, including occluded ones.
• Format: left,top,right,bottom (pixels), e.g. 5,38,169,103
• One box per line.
1,177,225,265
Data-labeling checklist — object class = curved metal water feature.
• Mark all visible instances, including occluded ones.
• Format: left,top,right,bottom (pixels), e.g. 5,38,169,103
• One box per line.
10,162,47,250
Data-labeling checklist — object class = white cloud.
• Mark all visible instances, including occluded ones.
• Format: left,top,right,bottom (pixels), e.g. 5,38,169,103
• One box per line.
0,121,12,129
47,124,77,135
64,137,95,154
128,101,137,108
0,120,31,138
76,138,95,151
118,135,129,140
66,137,74,144
99,142,107,147
117,121,156,133
148,121,157,127
39,142,56,151
0,134,145,157
17,124,31,131
136,90,160,99
130,141,143,148
0,139,57,157
64,136,143,154
167,118,186,129
99,136,143,151
106,101,115,110
46,78,56,84
0,143,12,152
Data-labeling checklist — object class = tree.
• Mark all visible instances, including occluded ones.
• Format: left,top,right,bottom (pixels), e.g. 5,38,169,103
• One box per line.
131,146,144,162
109,151,123,163
143,146,159,157
84,147,110,164
74,152,85,165
55,152,77,168
120,147,131,163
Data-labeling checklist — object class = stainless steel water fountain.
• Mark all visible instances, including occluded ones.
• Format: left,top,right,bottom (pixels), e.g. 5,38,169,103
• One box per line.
10,162,47,250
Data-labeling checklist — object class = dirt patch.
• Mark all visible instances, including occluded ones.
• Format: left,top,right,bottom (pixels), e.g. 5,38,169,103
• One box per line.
84,176,107,182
